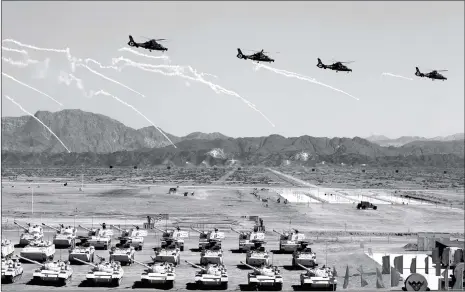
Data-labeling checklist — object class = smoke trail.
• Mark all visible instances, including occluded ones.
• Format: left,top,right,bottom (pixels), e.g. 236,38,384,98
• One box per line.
4,95,71,153
92,90,177,148
254,63,360,101
112,56,275,127
2,46,29,56
75,63,146,97
2,56,39,67
2,72,63,106
2,39,144,96
382,72,413,81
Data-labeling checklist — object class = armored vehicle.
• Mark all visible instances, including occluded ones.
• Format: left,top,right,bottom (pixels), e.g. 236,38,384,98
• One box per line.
241,261,283,291
14,222,44,247
78,224,113,250
292,241,316,268
246,242,270,266
1,257,23,283
191,227,224,250
356,201,377,210
298,263,337,290
155,226,188,251
153,239,181,266
273,229,306,253
68,245,95,264
109,246,135,266
20,240,55,262
185,260,228,289
200,241,224,265
42,223,77,248
18,256,73,286
112,224,147,250
133,259,176,288
1,239,15,259
74,255,124,287
231,226,266,252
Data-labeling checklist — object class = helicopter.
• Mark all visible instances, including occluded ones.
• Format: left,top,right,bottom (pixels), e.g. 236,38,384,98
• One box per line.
317,58,353,73
237,48,275,63
415,67,447,81
127,35,168,52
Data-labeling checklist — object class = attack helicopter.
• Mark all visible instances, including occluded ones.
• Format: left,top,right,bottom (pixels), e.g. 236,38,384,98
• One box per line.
127,35,168,52
317,58,353,73
415,67,447,81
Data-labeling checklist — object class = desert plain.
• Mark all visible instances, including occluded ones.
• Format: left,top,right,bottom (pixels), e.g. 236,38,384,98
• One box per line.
1,165,464,291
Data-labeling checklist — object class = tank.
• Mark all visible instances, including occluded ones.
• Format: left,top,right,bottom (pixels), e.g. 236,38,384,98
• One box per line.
185,260,228,290
292,241,316,268
299,263,337,290
14,222,44,247
155,226,188,251
241,261,283,291
191,227,224,250
109,246,135,266
246,241,270,267
18,256,73,286
200,241,224,265
78,224,113,250
42,223,77,248
1,257,23,284
19,240,55,262
153,239,181,266
273,229,306,253
112,224,147,251
133,259,176,288
1,239,15,259
74,255,124,287
68,245,95,264
231,227,266,252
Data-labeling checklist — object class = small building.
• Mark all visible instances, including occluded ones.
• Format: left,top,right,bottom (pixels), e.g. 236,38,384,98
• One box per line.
417,232,450,251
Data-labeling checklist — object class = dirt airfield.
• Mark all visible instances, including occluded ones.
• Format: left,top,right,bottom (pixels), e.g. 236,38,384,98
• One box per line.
1,166,463,291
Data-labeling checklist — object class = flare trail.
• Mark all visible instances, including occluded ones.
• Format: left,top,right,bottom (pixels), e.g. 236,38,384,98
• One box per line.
254,63,360,101
2,56,40,67
382,73,413,81
2,72,63,106
93,90,177,148
2,46,29,55
4,95,71,153
112,56,275,127
2,39,144,97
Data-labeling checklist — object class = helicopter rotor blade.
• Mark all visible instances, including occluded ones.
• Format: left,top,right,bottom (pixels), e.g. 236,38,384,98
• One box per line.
435,69,448,72
340,61,355,64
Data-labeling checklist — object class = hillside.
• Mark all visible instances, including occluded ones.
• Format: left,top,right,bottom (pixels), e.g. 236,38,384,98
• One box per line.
366,133,464,147
2,109,464,168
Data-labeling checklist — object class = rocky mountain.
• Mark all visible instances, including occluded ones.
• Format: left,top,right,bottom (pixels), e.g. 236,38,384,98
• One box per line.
2,109,464,168
366,133,465,147
1,110,228,153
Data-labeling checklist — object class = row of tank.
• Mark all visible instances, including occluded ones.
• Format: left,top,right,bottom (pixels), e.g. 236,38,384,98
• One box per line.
2,222,337,290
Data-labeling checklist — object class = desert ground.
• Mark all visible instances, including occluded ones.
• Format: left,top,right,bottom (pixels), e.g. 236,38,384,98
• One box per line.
1,166,464,291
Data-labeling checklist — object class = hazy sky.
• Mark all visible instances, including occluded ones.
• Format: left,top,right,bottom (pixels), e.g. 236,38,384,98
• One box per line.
2,1,464,139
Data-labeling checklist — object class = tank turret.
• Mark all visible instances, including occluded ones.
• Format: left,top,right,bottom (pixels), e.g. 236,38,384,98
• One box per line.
1,257,24,283
75,256,124,287
185,260,228,289
14,222,44,247
1,239,15,259
133,259,176,288
18,255,73,286
298,263,337,290
240,261,283,291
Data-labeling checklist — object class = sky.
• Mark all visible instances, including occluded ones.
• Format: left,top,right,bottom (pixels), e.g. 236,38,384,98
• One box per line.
1,1,464,139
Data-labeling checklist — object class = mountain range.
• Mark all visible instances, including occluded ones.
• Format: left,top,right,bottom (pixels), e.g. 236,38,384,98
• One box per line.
1,109,464,168
365,133,464,147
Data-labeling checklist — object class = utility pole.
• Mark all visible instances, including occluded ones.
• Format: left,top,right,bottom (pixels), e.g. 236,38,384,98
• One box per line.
31,187,34,215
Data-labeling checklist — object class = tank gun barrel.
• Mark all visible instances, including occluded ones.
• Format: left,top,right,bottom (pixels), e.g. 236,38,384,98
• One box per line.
13,221,29,231
230,227,243,234
297,263,312,272
78,225,92,232
273,229,284,236
96,255,105,261
132,259,151,269
111,225,124,232
154,226,166,233
240,261,260,272
17,255,44,266
132,224,139,228
41,223,60,232
191,227,206,234
185,260,206,271
73,257,97,267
